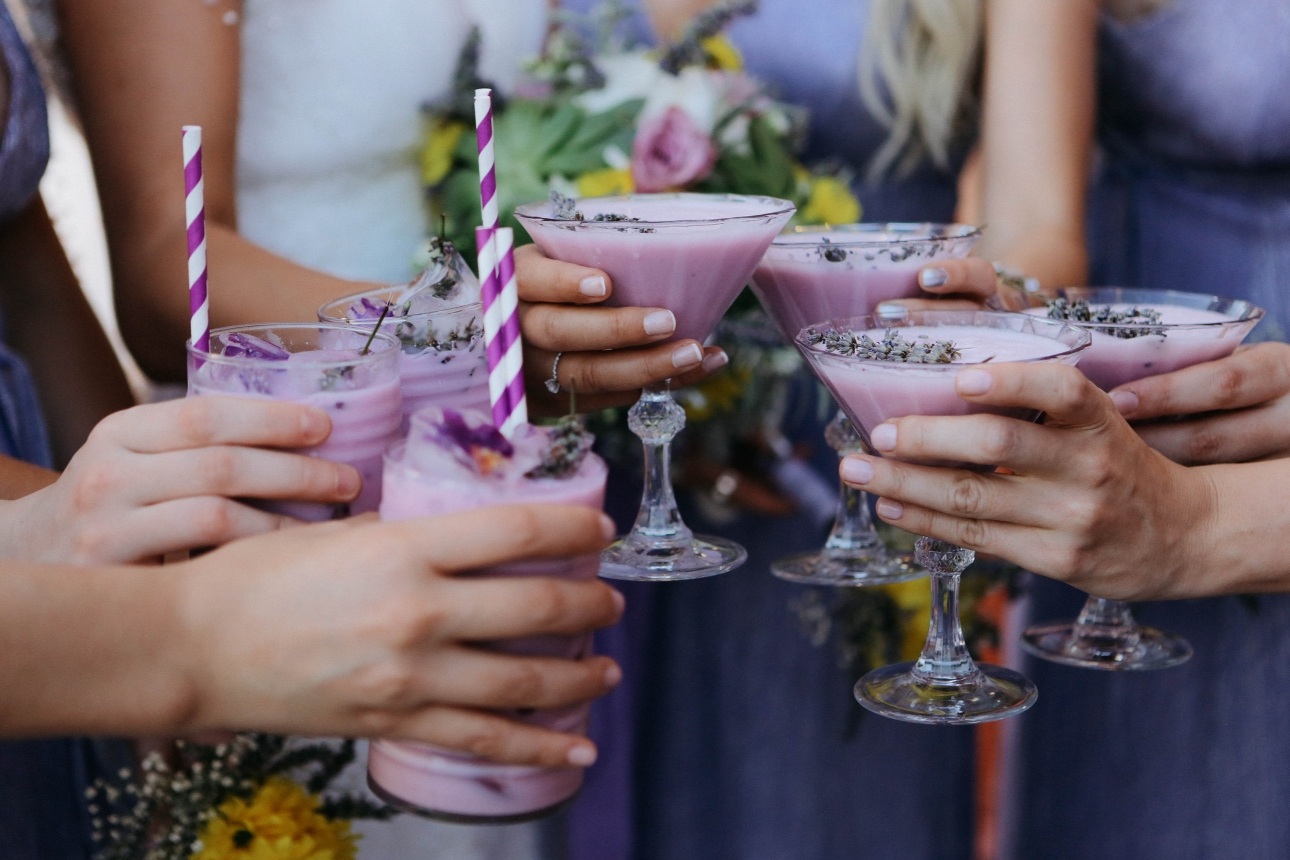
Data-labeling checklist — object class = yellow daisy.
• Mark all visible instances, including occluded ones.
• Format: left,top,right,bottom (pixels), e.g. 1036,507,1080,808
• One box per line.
191,777,358,860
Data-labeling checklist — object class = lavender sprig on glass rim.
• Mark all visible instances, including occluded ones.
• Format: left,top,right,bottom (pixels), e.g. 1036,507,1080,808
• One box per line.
1044,297,1165,339
805,326,962,364
346,298,484,356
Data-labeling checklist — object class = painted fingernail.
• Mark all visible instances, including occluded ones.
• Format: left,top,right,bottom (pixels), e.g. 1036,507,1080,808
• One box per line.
840,457,873,484
875,498,905,520
567,744,598,767
919,267,948,288
957,369,993,396
644,310,677,336
337,466,362,499
672,343,704,369
701,349,729,373
579,275,607,297
604,662,623,687
875,302,909,319
598,514,617,543
870,424,897,452
1110,389,1139,415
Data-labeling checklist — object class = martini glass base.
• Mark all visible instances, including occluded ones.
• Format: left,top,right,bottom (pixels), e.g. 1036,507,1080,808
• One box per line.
1020,622,1192,671
599,534,747,581
855,661,1038,725
771,550,923,587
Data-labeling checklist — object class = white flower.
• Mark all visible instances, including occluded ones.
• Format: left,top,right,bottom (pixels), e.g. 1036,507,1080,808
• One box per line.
576,52,663,114
576,51,726,135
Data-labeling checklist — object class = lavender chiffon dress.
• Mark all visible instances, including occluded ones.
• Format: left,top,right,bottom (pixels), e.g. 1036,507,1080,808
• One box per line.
1004,2,1290,858
555,3,974,859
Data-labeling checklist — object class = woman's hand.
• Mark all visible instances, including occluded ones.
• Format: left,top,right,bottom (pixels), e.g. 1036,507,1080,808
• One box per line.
515,244,727,416
182,505,624,767
870,257,1007,314
0,397,360,565
838,362,1216,600
1110,342,1290,464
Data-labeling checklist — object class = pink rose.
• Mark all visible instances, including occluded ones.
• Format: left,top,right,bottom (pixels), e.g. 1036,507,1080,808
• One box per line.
631,106,717,192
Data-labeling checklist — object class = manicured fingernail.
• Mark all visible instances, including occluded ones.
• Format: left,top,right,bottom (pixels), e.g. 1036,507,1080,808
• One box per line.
957,369,993,396
579,275,607,297
599,514,617,543
1110,389,1139,415
644,310,677,336
300,409,330,442
337,466,362,499
875,302,908,319
919,267,948,288
870,424,897,452
701,350,729,373
875,498,904,520
672,343,704,369
604,662,623,687
567,744,597,767
840,457,873,484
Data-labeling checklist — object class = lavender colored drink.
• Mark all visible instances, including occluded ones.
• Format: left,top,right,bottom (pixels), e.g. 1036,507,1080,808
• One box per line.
367,408,607,822
187,323,402,520
752,224,980,339
319,289,490,421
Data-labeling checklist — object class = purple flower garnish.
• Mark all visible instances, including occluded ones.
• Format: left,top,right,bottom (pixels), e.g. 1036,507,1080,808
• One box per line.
348,297,392,320
222,332,290,360
425,409,514,475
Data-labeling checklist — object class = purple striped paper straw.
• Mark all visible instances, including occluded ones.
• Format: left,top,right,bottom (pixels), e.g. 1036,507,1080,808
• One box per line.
474,87,499,236
182,125,209,355
475,227,511,430
493,227,527,435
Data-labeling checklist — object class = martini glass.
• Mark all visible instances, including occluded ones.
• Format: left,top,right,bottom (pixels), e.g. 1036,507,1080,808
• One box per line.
798,310,1090,723
1013,287,1263,670
752,223,980,586
516,193,795,581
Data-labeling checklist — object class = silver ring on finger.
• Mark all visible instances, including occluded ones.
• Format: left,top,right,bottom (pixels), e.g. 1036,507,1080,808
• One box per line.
545,352,564,394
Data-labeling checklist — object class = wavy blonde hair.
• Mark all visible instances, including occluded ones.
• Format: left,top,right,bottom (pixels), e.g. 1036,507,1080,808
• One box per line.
858,0,983,179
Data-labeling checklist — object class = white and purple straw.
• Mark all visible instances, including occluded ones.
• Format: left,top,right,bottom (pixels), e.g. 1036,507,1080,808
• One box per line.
182,125,209,355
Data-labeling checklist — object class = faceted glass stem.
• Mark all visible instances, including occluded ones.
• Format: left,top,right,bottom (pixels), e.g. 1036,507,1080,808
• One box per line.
822,412,882,557
909,537,980,686
624,383,692,548
1070,596,1143,653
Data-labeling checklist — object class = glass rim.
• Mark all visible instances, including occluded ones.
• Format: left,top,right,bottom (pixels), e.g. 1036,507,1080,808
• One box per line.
770,222,983,248
187,322,401,368
318,288,484,325
795,309,1093,368
1036,286,1265,331
514,192,797,229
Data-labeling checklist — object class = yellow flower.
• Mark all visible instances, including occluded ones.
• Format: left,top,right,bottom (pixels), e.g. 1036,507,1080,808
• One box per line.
575,167,635,197
799,176,861,226
421,119,466,186
883,578,932,662
702,35,743,71
191,777,358,860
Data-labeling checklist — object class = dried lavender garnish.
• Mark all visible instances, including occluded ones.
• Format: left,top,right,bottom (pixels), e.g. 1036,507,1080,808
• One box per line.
1045,298,1165,339
805,327,961,364
822,242,847,263
551,190,582,221
222,332,290,360
658,0,759,74
591,213,641,222
526,414,594,479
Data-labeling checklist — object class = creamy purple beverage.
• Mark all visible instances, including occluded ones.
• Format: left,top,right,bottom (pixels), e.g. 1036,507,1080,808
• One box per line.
752,224,980,339
367,408,607,822
187,324,402,520
1021,289,1264,391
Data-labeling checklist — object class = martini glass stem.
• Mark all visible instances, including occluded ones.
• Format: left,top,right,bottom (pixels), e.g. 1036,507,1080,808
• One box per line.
910,537,979,686
823,413,881,556
625,383,693,547
1070,596,1142,653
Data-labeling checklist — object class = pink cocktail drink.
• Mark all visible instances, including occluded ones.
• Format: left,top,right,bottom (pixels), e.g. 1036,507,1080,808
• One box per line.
1019,288,1264,391
752,224,981,340
187,324,402,520
367,408,608,822
797,311,1090,724
319,289,490,421
516,193,795,581
517,194,795,345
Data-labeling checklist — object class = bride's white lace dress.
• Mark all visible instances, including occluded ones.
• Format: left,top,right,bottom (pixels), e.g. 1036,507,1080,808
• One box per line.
239,1,550,857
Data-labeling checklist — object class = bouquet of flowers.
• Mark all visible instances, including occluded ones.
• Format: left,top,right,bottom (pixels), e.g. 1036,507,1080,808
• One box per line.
89,735,392,860
419,0,859,261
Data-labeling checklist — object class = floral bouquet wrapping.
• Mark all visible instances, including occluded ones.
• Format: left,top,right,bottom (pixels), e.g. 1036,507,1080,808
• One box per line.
420,0,859,261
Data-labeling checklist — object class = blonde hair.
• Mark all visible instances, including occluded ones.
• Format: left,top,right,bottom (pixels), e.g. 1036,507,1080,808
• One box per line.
858,0,983,179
